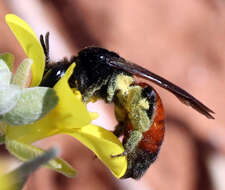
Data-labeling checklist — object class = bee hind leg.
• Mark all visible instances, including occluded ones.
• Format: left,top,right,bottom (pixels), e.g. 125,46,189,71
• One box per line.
111,130,143,158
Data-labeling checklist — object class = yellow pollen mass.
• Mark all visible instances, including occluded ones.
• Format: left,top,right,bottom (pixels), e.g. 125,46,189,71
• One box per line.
138,98,149,110
116,75,134,94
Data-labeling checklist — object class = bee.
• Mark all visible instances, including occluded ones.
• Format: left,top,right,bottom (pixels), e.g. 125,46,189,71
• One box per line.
40,33,214,179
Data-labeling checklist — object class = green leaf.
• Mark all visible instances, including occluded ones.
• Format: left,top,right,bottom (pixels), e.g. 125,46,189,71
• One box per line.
0,53,14,71
11,58,32,88
0,59,12,85
3,87,58,125
1,147,59,190
5,139,77,177
0,85,21,115
0,135,5,145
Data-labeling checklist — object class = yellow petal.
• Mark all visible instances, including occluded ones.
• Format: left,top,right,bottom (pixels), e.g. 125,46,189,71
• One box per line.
5,14,45,86
89,112,99,120
64,124,127,178
0,173,12,190
53,63,92,129
7,64,92,143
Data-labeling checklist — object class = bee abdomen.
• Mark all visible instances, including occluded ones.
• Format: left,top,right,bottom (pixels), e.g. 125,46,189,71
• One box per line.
123,83,165,179
122,148,159,179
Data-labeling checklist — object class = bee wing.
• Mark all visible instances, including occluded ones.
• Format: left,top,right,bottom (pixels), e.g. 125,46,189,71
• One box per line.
109,59,215,119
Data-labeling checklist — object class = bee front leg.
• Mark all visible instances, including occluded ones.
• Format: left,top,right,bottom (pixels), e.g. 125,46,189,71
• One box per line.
111,123,127,158
111,150,127,158
113,122,125,137
113,102,127,137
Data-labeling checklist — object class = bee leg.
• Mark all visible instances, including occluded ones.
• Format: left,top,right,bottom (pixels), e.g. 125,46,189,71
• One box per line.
111,150,127,158
113,122,125,137
124,130,143,154
111,124,127,158
111,130,143,158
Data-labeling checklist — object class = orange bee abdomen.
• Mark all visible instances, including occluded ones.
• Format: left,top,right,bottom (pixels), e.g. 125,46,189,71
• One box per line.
122,83,165,179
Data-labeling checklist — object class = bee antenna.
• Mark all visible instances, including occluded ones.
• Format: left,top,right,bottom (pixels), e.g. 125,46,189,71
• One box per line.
40,32,50,66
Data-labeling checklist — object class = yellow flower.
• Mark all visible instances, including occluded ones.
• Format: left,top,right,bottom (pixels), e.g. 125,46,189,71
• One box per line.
4,14,127,178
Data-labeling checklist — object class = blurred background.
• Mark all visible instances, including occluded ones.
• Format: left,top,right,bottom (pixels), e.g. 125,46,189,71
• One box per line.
0,0,225,189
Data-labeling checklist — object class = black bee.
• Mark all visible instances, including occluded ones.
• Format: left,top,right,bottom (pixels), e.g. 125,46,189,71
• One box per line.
40,33,214,179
